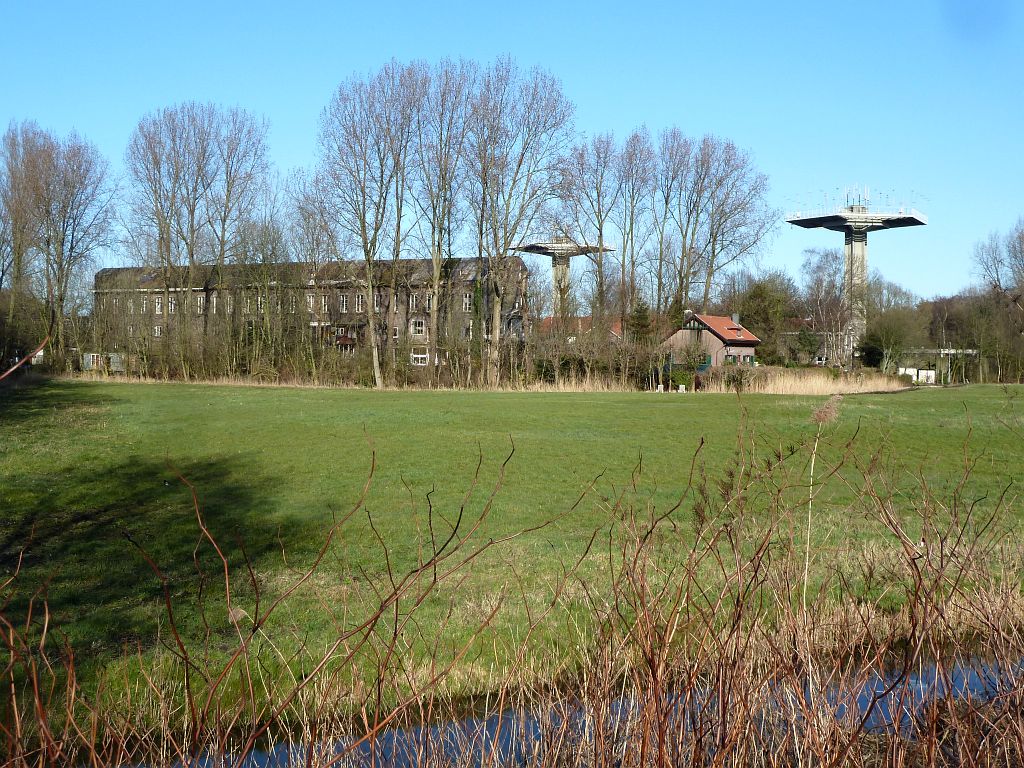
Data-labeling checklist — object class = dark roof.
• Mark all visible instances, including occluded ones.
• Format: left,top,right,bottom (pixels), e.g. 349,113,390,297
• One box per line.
95,256,525,291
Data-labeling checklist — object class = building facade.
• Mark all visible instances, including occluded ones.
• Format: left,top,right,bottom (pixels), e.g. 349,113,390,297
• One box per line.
91,257,528,371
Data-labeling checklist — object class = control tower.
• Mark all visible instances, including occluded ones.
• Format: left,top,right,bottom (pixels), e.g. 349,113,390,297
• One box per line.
787,198,926,365
513,237,613,317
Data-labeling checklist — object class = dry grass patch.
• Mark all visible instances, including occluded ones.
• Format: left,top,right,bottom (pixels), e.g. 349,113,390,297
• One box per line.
700,366,908,395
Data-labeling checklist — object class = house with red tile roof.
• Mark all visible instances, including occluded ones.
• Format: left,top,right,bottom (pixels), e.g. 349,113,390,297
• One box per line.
661,311,761,369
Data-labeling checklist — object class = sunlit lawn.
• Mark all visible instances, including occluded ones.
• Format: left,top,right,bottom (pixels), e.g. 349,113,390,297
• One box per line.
1,378,1021,696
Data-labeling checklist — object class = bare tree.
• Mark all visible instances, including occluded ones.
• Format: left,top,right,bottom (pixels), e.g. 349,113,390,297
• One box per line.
974,219,1024,320
126,105,197,376
801,247,846,364
319,68,401,389
1,123,44,347
379,60,423,378
671,133,710,313
236,187,294,379
557,132,620,325
615,128,655,325
650,128,690,316
412,59,475,384
206,107,269,272
696,137,775,311
466,58,573,386
24,128,114,366
289,170,340,381
0,191,10,292
126,103,269,377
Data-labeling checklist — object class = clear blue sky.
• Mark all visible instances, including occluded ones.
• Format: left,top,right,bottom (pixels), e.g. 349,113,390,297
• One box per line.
3,0,1021,298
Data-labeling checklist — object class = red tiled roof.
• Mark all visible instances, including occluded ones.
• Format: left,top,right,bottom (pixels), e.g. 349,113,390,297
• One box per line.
695,314,760,345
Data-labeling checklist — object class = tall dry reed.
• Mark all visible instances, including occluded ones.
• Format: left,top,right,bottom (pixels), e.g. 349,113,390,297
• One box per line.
699,365,908,395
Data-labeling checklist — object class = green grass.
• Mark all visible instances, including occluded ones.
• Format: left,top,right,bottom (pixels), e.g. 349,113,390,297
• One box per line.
1,379,1022,702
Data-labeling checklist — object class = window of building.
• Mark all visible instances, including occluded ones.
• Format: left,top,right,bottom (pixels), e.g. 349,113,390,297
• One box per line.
425,293,432,312
140,296,148,314
211,294,218,314
257,295,265,314
355,294,365,313
196,294,205,314
464,324,472,340
127,324,134,336
410,348,428,366
306,294,314,312
153,325,163,338
393,292,399,313
321,294,328,314
340,293,348,313
393,326,399,340
128,298,134,315
411,318,425,336
168,296,177,315
244,296,251,314
374,293,381,313
463,292,472,313
155,296,163,316
409,293,419,312
337,325,347,337
112,296,120,311
724,354,736,364
225,294,233,314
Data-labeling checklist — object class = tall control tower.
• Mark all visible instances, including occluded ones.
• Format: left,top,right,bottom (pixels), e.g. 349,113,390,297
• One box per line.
787,196,927,365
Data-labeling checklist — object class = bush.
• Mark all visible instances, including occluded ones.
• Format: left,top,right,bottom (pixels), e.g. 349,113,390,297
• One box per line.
669,368,694,389
724,365,756,392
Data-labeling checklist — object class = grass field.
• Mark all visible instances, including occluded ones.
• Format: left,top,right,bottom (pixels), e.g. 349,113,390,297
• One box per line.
2,378,1023,709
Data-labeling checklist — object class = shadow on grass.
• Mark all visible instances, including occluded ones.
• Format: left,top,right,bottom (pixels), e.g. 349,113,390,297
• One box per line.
0,376,121,429
0,382,324,659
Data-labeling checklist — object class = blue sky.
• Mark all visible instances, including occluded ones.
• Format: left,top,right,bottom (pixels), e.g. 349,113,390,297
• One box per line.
3,0,1021,298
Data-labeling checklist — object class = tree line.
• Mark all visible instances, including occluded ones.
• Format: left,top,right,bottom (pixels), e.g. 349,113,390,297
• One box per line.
715,226,1024,384
3,57,1024,386
0,58,778,387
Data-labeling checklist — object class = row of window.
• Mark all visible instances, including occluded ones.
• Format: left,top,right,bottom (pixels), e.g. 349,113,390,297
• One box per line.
148,318,432,340
106,291,474,316
723,354,756,365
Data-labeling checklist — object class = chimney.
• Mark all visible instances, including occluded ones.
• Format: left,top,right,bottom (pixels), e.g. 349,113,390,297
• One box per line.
731,313,740,325
682,309,693,326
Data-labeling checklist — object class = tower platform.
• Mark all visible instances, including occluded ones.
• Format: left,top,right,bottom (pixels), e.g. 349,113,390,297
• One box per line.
786,206,927,232
785,202,927,367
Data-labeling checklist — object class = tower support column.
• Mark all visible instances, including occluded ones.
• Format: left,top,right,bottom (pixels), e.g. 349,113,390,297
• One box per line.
552,254,570,318
844,228,868,364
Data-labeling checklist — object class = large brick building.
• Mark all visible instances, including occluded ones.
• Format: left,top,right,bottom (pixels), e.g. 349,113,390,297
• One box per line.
91,257,528,369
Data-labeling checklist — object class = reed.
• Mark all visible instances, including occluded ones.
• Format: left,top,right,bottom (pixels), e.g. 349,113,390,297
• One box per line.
699,365,908,395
